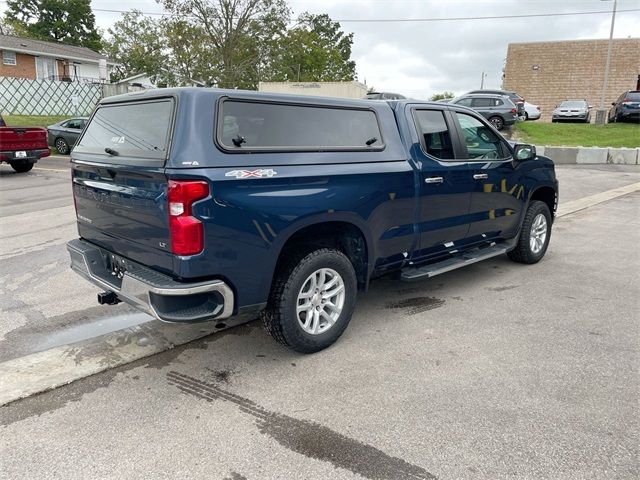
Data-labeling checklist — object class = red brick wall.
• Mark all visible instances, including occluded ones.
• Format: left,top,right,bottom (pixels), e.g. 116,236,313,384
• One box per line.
0,51,36,79
503,38,640,121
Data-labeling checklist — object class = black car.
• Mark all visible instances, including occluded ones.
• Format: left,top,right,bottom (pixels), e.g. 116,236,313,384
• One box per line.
467,89,525,117
47,117,89,154
608,90,640,123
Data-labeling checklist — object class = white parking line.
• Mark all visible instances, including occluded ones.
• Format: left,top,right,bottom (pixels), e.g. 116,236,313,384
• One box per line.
33,167,67,173
557,181,640,218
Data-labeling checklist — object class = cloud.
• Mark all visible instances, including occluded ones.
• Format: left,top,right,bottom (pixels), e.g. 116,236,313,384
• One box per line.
15,0,634,99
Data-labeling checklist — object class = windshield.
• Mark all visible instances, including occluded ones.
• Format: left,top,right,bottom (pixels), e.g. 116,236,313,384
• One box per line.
559,101,586,108
625,92,640,101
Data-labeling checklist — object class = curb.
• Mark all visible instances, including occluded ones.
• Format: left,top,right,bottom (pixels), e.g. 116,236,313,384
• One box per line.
537,145,639,165
0,315,251,406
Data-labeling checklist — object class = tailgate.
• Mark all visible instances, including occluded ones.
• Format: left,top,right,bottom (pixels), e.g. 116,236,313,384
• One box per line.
0,127,48,150
71,97,176,273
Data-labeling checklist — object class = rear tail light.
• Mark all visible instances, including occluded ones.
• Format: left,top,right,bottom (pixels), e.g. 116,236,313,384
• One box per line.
511,108,517,114
168,180,209,256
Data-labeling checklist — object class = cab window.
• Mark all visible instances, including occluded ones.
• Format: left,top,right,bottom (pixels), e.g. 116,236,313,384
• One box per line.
455,112,509,160
413,110,455,160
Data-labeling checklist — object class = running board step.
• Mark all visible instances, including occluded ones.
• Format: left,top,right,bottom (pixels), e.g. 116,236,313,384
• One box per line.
401,241,515,281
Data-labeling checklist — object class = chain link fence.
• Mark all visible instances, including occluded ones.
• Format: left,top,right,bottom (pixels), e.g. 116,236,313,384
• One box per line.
0,78,143,116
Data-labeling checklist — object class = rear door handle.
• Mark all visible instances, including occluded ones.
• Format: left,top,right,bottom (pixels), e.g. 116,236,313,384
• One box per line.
473,173,488,180
424,176,444,184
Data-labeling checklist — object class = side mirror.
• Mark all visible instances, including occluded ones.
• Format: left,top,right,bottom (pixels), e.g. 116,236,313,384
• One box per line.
514,143,536,161
612,102,616,106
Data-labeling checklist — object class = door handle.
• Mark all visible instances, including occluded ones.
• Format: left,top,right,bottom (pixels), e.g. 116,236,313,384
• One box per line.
424,176,444,184
473,173,488,180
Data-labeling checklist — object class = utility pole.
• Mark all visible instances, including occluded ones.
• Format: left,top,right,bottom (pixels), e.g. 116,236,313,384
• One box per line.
480,71,487,89
596,0,617,125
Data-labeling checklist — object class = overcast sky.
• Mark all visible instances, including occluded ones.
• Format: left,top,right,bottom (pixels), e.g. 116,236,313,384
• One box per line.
3,0,639,98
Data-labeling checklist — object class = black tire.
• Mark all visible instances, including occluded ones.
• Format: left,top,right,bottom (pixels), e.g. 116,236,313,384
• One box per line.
489,116,504,130
261,248,358,353
524,112,529,121
508,200,552,264
10,160,34,173
55,137,70,155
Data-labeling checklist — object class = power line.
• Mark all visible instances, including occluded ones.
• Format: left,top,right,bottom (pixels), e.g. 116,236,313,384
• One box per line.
1,2,636,23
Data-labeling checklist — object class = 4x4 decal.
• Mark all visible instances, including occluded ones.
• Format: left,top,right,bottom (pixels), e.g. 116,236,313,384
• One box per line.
225,169,278,179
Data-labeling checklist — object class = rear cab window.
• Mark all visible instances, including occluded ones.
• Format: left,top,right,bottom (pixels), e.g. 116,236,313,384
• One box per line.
74,99,175,165
625,92,640,101
216,99,384,152
412,109,455,160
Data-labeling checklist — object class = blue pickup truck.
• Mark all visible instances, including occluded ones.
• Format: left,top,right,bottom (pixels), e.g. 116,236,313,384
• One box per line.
67,88,558,353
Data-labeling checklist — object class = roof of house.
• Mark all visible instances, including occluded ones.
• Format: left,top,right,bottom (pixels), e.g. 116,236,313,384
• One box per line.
0,34,113,64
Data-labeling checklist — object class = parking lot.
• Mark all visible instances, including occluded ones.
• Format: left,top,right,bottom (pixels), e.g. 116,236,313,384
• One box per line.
1,158,639,479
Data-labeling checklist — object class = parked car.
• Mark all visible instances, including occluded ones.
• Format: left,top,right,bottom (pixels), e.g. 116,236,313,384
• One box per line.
449,93,518,130
0,124,50,172
67,88,558,353
608,90,640,123
552,100,592,123
524,101,541,121
47,117,88,154
467,89,525,117
364,92,406,100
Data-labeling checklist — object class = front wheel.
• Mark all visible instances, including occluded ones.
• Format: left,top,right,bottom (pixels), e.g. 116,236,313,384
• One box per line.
489,116,504,130
10,160,34,173
261,248,357,353
508,200,552,264
524,112,529,120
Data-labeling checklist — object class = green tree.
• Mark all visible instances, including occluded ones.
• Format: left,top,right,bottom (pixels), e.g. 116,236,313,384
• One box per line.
267,13,356,82
104,11,166,83
429,91,455,101
158,0,290,89
5,0,102,52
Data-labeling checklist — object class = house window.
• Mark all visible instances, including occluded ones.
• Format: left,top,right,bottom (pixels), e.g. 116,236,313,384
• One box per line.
2,51,17,66
35,57,56,80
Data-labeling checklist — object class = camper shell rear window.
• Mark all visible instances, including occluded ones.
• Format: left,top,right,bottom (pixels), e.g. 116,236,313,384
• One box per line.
74,99,174,162
216,99,384,153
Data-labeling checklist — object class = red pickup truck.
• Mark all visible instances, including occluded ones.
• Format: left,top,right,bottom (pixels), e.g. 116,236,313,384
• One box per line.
0,115,50,173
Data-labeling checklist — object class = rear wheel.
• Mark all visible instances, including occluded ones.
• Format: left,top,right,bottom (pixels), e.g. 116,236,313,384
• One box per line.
55,138,70,155
261,248,357,353
524,112,529,120
489,116,504,130
508,200,552,264
10,160,34,173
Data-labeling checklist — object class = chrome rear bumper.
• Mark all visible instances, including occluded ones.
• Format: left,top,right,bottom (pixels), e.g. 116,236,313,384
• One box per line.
67,239,234,323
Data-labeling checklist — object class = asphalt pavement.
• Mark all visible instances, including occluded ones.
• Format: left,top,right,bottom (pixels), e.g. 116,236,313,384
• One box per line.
0,157,638,479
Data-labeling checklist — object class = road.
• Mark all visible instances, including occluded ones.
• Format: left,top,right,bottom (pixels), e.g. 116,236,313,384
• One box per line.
0,157,639,479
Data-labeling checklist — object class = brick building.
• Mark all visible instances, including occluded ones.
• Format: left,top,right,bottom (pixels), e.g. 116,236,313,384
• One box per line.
503,38,640,120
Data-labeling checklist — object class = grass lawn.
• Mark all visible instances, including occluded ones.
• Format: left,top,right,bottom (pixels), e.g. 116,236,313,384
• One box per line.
3,115,68,128
514,122,640,148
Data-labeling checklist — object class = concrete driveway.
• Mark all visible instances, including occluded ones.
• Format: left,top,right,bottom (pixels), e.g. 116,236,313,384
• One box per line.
0,159,638,479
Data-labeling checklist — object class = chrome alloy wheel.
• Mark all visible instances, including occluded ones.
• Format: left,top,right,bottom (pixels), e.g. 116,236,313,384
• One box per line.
529,213,548,254
296,268,345,335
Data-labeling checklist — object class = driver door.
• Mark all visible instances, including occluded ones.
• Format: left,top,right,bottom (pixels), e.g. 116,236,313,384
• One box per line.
451,111,523,242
